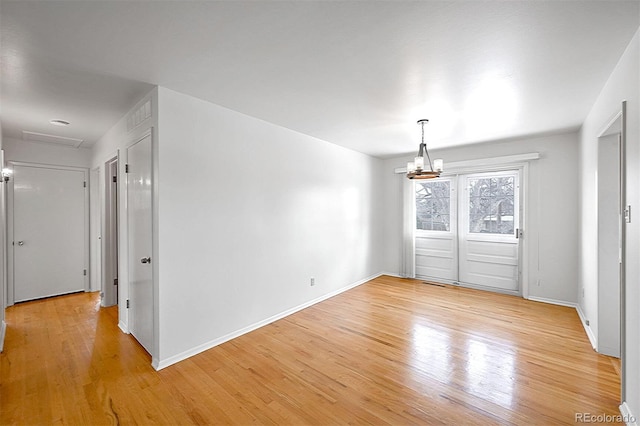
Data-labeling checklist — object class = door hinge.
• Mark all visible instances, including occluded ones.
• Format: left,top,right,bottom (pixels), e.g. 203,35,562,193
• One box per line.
126,299,130,308
625,205,631,223
112,175,117,183
83,269,87,276
125,164,129,173
83,181,87,188
515,228,524,239
114,278,118,286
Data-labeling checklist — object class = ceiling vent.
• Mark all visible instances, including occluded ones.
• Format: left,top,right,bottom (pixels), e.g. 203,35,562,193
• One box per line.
127,100,152,132
22,131,84,148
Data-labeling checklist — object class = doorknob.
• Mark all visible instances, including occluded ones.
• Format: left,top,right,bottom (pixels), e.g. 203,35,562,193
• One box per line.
17,241,24,246
140,257,151,264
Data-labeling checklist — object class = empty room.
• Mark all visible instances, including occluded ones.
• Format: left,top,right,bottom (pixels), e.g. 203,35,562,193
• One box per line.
1,1,639,424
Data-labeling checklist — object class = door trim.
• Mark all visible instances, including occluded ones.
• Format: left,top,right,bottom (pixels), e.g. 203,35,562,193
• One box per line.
620,101,627,404
7,161,90,305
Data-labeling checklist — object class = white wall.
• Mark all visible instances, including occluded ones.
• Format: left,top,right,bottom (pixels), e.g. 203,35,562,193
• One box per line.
155,87,384,367
382,132,580,305
580,28,639,420
90,88,158,334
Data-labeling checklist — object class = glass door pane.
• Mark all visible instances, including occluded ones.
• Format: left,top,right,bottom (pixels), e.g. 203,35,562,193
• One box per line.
467,175,515,235
416,180,451,231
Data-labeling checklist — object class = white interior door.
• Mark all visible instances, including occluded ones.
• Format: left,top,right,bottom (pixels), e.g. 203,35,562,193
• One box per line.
459,171,520,292
13,164,87,302
127,134,153,354
415,170,521,294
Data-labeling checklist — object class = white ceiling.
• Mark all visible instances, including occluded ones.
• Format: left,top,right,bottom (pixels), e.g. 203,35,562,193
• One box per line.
1,1,638,158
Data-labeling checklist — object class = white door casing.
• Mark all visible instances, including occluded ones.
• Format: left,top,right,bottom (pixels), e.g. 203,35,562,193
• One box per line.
127,133,153,354
12,164,88,302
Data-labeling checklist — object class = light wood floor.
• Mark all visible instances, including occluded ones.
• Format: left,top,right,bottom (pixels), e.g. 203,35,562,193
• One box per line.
1,275,620,425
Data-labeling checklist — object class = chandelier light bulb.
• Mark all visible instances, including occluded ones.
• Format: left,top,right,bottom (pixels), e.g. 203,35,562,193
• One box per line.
414,156,424,170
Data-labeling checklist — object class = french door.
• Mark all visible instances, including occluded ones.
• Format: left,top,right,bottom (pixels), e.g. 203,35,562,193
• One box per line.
415,170,521,294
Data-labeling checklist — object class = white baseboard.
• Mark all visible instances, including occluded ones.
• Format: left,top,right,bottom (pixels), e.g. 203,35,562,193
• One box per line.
527,296,600,351
0,320,6,352
576,304,597,351
526,295,577,308
620,402,638,426
118,321,129,334
154,272,383,370
380,271,403,278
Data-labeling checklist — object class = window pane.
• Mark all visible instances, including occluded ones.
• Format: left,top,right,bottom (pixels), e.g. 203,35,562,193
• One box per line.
416,181,450,231
468,176,515,234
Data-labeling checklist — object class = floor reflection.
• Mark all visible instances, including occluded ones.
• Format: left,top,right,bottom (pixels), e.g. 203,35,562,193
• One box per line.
466,339,515,408
411,323,451,383
411,323,516,409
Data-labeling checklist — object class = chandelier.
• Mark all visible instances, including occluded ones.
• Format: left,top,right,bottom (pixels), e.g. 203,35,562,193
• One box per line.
406,119,443,179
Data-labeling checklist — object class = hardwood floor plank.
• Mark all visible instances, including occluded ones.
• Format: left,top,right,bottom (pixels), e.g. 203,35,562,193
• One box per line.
0,276,620,425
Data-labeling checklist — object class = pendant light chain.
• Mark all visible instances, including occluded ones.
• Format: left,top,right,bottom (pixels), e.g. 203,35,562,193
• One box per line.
421,120,434,172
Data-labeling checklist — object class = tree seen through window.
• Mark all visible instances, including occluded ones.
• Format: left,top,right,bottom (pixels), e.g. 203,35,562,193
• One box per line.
467,176,515,234
416,181,450,231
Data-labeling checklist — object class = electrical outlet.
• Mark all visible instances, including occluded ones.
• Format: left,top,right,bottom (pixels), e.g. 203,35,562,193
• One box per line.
310,277,315,286
586,320,590,326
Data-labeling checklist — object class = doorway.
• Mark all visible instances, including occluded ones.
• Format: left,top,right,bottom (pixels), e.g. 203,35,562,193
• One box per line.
415,169,522,294
596,112,624,359
102,157,119,307
9,163,88,303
